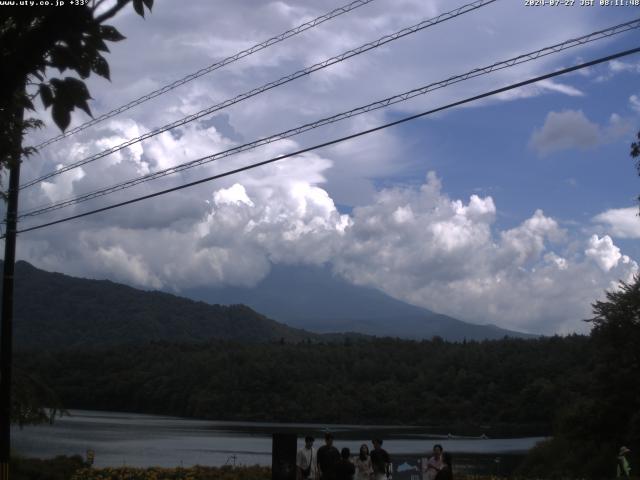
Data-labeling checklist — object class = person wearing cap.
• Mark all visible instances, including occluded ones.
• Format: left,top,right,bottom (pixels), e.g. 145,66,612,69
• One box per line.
617,446,631,477
297,436,317,480
317,432,340,480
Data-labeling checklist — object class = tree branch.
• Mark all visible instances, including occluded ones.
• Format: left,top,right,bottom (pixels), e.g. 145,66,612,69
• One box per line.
92,0,108,14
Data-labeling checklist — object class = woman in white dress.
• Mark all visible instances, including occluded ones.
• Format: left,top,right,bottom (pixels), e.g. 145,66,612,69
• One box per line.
423,444,444,480
354,444,373,480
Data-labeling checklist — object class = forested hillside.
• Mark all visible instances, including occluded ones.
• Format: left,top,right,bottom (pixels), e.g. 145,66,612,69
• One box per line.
5,261,320,348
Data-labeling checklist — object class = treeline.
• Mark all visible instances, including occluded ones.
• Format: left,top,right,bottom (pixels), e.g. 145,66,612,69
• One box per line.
16,335,591,433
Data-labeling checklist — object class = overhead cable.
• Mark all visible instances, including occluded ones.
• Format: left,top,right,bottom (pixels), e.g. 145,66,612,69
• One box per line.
18,18,640,219
32,0,378,150
10,46,640,238
21,0,497,189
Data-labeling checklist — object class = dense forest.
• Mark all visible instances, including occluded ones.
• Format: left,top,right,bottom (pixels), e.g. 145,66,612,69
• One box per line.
16,335,591,433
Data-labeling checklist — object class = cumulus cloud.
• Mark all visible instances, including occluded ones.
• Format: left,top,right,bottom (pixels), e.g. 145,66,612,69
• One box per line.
529,110,632,156
8,1,637,337
17,170,638,335
593,207,640,239
585,235,622,272
332,175,637,334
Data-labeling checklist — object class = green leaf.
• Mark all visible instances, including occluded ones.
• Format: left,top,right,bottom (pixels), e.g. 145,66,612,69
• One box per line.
91,53,110,80
39,84,54,109
88,36,110,53
75,55,91,79
62,77,92,117
132,0,145,17
142,0,153,10
100,25,126,42
50,77,93,123
51,103,71,132
49,46,77,73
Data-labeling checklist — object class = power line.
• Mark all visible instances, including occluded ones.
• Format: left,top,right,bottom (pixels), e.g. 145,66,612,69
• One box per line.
21,0,497,190
10,46,640,238
32,0,377,151
18,18,640,220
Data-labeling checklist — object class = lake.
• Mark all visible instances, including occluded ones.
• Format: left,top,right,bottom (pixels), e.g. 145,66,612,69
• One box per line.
13,410,544,471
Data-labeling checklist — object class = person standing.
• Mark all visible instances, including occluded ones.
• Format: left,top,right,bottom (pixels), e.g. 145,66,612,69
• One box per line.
617,446,631,477
317,432,340,480
435,452,453,480
297,436,317,480
354,444,373,480
335,447,356,480
370,438,391,480
424,444,444,480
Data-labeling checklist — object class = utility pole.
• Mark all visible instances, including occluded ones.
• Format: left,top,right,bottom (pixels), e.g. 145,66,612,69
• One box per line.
0,100,24,480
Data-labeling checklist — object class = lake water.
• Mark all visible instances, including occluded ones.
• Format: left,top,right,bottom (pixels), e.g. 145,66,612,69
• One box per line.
12,410,545,469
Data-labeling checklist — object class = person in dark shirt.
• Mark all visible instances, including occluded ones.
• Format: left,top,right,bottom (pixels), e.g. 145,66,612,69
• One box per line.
370,438,391,480
335,447,356,480
317,432,340,480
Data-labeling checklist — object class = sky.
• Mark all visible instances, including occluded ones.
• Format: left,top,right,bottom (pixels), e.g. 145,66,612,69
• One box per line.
8,0,640,335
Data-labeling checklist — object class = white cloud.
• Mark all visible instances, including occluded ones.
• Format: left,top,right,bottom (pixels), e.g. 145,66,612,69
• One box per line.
595,60,640,82
609,59,640,74
630,94,640,113
585,234,622,272
593,207,640,239
8,1,638,337
530,110,599,155
213,184,254,207
535,79,584,97
17,170,639,335
333,176,637,334
529,109,632,156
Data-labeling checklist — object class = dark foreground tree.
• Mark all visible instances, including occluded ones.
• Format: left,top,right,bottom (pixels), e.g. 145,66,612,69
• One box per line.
1,0,153,171
518,275,640,478
0,0,153,436
11,368,64,427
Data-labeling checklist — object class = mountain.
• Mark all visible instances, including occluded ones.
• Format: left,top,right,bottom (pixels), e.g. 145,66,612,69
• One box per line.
4,261,320,350
184,264,534,341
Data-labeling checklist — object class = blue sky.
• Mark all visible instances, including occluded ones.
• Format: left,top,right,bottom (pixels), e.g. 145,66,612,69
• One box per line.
9,0,640,334
389,56,640,231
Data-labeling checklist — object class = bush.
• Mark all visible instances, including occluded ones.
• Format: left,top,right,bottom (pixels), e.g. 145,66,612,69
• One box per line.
70,465,270,480
11,455,87,480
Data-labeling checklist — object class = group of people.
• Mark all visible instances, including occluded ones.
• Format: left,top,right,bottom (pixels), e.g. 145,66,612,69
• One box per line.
296,433,390,480
296,434,452,480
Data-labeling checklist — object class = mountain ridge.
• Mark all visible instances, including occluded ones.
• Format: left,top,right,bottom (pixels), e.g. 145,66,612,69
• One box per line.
3,260,533,348
184,264,534,340
4,260,321,350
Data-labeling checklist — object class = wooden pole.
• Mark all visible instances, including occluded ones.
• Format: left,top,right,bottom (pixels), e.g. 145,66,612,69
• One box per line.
0,101,24,480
